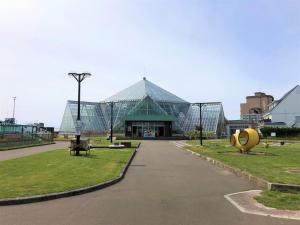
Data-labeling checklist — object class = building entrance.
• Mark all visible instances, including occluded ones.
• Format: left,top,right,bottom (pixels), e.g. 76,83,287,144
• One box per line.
125,121,172,138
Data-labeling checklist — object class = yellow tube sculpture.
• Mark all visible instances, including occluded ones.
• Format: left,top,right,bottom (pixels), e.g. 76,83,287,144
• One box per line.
230,128,260,153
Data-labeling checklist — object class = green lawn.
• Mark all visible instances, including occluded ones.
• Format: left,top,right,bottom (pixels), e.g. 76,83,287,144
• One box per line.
0,148,134,199
54,136,140,148
186,139,300,185
90,137,140,148
256,191,300,210
187,139,300,210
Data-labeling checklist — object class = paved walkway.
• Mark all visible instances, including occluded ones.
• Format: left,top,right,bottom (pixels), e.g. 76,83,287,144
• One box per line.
225,190,300,220
0,142,69,161
0,141,298,225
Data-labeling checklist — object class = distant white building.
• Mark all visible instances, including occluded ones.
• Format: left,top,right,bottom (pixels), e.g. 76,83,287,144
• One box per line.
263,85,300,127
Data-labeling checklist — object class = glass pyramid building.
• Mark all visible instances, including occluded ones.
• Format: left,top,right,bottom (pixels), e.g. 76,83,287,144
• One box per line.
60,78,226,138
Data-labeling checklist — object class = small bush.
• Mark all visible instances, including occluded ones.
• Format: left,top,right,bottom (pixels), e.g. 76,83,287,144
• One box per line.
260,127,300,138
185,130,216,139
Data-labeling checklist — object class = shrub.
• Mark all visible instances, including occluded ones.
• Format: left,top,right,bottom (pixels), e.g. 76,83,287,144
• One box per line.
185,130,216,139
260,127,300,138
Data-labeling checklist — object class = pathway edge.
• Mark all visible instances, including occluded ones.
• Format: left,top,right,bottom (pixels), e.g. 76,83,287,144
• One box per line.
0,147,138,206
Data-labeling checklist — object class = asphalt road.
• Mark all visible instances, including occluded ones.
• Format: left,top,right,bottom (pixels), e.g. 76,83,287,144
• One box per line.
0,142,69,161
0,141,298,225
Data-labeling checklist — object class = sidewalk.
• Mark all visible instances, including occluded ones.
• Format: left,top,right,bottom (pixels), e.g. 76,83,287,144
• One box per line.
0,142,69,161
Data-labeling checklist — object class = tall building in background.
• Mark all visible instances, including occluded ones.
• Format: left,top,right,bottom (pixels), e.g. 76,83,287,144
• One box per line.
240,92,274,122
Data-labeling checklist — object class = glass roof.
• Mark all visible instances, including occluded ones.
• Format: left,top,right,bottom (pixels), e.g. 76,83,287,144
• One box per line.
105,78,188,103
124,115,177,122
59,79,226,137
59,101,108,134
181,103,225,133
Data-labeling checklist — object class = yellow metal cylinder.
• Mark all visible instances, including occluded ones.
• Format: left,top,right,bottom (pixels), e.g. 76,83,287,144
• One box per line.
230,128,260,153
230,131,242,150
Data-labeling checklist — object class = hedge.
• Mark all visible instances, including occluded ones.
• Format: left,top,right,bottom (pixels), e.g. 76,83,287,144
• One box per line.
185,130,216,139
260,127,300,138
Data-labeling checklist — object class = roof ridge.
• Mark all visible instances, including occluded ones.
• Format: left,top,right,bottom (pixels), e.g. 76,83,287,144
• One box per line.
278,85,299,103
143,78,147,97
268,85,299,113
105,78,188,103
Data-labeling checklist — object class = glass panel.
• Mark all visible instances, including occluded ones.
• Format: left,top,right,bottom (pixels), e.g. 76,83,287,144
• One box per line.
60,98,226,136
181,104,225,137
105,79,187,103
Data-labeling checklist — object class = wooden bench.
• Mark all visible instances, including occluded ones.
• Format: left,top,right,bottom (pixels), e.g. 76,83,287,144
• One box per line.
69,139,91,155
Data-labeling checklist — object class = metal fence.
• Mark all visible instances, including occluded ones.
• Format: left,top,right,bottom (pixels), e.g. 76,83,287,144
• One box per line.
0,124,53,149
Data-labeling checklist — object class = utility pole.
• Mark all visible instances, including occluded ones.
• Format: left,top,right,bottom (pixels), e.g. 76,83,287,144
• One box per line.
68,72,91,156
12,97,16,123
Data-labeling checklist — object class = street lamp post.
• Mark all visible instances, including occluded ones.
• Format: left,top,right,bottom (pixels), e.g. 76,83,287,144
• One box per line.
68,72,91,156
193,102,221,146
110,102,114,143
199,103,203,146
12,97,16,123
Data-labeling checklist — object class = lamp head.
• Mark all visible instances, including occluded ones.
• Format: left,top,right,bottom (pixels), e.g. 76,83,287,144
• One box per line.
68,73,92,81
68,72,77,77
81,72,91,78
68,72,91,77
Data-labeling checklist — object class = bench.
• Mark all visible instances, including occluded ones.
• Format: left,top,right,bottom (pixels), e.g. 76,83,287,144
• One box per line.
69,139,91,155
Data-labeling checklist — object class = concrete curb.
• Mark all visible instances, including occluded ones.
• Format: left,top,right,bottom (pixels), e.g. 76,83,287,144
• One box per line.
270,183,300,193
225,190,300,220
0,147,138,206
182,146,300,193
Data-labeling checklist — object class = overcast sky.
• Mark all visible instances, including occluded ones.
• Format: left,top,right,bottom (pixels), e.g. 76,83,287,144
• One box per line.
0,0,299,129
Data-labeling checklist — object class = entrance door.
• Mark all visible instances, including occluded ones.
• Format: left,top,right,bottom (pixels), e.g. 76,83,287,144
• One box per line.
158,126,164,137
132,126,143,138
132,126,137,138
137,126,143,137
129,121,172,138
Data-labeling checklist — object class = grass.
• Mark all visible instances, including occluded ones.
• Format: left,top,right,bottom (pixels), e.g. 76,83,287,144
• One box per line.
187,139,300,211
54,136,140,148
0,148,134,199
256,191,300,211
89,137,140,148
187,139,300,185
